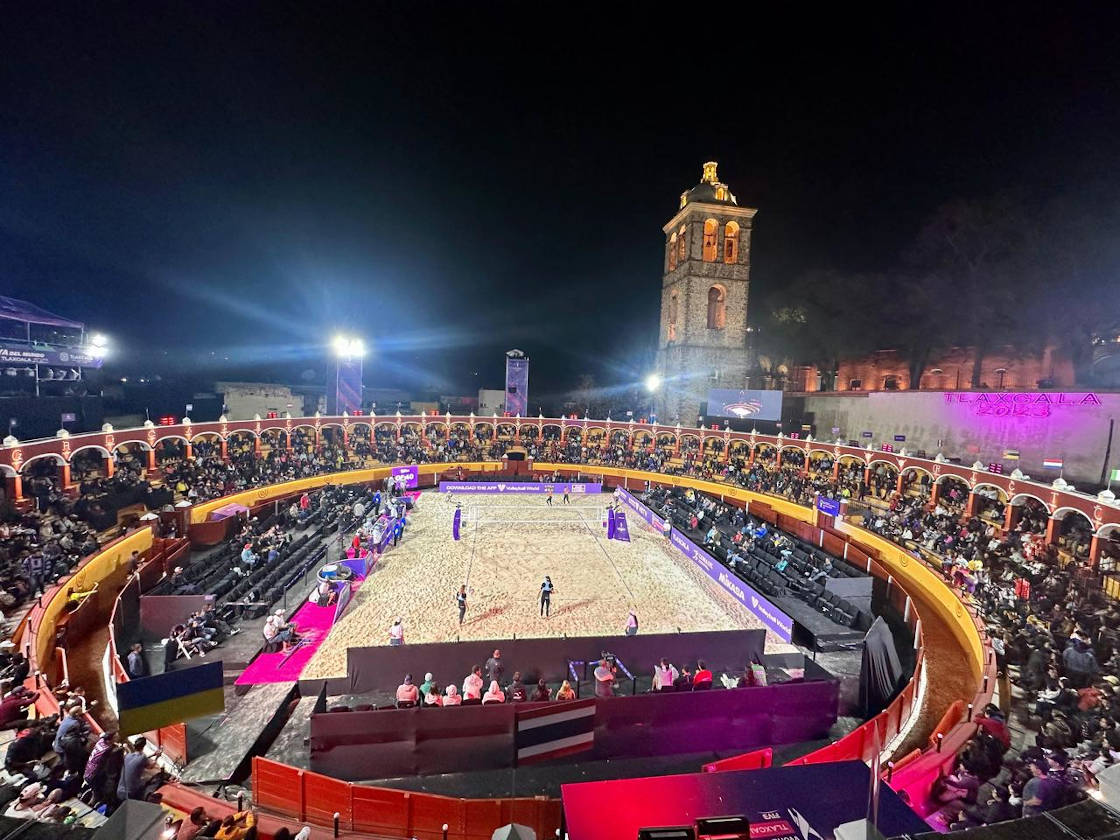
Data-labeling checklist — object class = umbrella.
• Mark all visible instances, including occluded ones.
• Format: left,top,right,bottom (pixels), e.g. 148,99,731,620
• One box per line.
492,825,537,840
139,512,160,521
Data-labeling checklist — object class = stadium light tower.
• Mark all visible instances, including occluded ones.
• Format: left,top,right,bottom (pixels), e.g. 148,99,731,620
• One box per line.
331,333,366,415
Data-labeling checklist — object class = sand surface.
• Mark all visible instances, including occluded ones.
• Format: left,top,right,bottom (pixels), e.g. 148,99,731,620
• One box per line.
303,492,786,679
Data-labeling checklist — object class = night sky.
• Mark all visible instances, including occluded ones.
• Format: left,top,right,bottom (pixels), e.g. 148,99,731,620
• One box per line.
3,4,1118,406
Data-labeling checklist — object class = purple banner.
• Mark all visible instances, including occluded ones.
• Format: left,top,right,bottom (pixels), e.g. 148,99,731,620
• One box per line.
377,516,398,553
613,511,630,542
668,528,793,642
616,488,667,531
453,506,462,541
607,507,617,539
391,464,419,489
439,481,602,494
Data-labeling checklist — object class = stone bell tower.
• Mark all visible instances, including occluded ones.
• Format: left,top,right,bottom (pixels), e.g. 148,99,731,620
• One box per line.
654,162,757,424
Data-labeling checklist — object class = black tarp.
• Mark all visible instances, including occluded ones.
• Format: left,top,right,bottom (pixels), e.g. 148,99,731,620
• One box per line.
859,615,903,716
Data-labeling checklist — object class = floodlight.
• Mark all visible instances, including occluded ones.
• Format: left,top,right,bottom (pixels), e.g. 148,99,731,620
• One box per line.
644,373,662,392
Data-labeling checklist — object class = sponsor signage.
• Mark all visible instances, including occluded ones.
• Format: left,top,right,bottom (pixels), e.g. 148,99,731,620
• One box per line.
616,488,667,531
815,497,841,517
861,431,873,438
893,434,906,442
667,527,794,642
391,464,419,488
0,341,104,368
439,481,602,494
943,391,1102,418
60,412,77,423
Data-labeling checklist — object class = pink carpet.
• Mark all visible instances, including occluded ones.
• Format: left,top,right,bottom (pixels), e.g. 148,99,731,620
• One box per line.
235,493,420,685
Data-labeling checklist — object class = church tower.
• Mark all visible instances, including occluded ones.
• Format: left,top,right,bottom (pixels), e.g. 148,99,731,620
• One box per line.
654,162,757,424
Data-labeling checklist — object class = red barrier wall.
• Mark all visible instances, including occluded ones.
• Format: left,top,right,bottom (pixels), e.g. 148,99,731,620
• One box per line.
252,757,561,840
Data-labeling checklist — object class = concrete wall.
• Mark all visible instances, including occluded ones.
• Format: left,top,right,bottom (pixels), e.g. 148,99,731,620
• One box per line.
477,388,505,415
789,390,1120,486
214,382,298,420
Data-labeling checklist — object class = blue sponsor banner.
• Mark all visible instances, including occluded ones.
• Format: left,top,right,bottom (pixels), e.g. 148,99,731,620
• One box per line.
667,528,794,642
439,481,602,494
815,497,841,517
616,488,667,531
452,506,462,541
0,341,104,369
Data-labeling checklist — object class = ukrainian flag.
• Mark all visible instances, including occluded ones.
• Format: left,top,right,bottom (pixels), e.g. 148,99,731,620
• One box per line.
116,661,225,736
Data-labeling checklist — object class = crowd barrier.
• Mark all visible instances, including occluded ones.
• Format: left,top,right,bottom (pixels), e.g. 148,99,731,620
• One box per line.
310,677,837,779
252,757,562,840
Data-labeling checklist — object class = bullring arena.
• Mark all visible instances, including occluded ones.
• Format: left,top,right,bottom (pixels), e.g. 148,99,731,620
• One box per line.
305,492,783,679
7,418,1118,840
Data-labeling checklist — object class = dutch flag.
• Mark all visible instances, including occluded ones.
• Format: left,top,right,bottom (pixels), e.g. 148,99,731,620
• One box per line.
1042,458,1064,470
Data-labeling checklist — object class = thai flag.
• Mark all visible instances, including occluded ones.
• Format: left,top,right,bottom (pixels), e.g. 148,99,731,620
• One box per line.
1043,458,1063,469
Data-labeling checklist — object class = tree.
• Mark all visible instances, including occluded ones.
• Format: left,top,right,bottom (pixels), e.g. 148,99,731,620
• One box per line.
767,271,891,390
907,195,1041,388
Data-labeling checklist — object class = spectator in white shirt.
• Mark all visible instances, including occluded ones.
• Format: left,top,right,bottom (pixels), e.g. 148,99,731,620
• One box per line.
463,666,484,700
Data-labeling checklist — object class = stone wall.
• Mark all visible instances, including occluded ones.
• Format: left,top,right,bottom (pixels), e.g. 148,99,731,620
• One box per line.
787,390,1120,486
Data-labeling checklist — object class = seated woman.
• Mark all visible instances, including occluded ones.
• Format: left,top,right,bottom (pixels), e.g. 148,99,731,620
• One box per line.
482,681,505,704
555,680,576,701
262,611,300,651
443,685,462,706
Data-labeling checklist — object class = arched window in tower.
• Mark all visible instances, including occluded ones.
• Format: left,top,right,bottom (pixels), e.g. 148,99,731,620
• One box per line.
668,233,678,271
702,219,718,262
668,290,679,342
723,221,740,263
678,226,687,262
707,285,726,330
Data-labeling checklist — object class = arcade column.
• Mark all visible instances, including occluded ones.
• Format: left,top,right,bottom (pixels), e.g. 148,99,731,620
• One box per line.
1089,535,1102,568
103,456,115,479
6,474,22,503
927,480,940,510
1044,514,1061,546
895,471,906,495
832,460,841,481
1004,503,1022,533
59,462,71,490
184,442,193,459
220,439,229,461
964,491,979,520
254,436,262,456
145,448,156,473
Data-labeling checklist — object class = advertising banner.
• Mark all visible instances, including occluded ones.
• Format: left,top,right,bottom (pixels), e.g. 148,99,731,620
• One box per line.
613,512,631,542
505,354,530,418
615,487,667,531
391,464,419,488
439,481,602,494
815,497,841,517
668,527,794,642
0,341,104,368
706,388,783,421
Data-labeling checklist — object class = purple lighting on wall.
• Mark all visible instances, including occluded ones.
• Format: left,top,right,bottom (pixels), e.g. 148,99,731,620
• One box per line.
944,392,1102,418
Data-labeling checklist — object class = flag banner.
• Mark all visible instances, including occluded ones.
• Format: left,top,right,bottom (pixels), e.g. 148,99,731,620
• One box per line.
607,508,616,539
1042,458,1064,469
116,661,224,736
613,512,631,542
1111,468,1120,482
1002,449,1020,460
452,507,461,541
515,699,595,764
